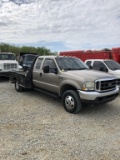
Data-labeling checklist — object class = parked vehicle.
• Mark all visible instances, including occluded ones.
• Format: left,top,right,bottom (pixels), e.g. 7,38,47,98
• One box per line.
60,48,120,63
0,52,20,77
9,56,119,114
85,59,120,89
19,52,38,70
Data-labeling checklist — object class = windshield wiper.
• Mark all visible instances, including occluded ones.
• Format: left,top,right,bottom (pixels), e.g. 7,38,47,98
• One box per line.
64,68,73,70
63,68,88,71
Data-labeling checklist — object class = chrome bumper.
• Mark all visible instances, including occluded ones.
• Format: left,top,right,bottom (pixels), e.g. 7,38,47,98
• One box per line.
78,86,119,101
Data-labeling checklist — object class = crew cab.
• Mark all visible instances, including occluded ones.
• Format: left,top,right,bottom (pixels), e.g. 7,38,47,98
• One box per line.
9,56,119,114
85,59,120,89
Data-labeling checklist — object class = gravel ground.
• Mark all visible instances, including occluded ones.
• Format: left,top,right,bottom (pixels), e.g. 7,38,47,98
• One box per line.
0,78,120,160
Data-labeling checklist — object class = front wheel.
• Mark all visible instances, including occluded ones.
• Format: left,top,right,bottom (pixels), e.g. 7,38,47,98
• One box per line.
62,90,82,114
15,79,24,92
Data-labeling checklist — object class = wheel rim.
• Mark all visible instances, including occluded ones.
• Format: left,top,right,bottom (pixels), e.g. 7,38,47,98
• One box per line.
65,95,75,110
16,81,19,90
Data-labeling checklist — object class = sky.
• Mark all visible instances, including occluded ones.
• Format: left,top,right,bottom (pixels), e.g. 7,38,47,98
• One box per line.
0,0,120,52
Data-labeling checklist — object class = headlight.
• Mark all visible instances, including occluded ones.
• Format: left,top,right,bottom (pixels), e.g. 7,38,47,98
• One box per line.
82,82,95,91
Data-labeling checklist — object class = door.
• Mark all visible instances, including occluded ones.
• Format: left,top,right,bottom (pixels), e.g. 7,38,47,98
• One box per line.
33,58,60,94
32,58,44,87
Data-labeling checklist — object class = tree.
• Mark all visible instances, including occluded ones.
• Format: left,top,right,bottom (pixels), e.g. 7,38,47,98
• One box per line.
0,43,55,56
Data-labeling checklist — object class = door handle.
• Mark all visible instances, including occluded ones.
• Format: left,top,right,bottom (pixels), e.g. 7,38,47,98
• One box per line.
40,73,42,76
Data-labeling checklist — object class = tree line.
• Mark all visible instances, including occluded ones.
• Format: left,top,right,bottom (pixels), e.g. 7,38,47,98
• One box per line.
0,43,58,56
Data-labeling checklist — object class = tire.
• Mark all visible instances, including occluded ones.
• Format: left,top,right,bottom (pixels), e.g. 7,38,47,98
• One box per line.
15,79,24,92
62,90,82,114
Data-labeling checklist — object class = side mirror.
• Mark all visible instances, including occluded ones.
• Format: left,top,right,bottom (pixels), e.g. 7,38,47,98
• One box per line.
89,65,92,69
54,68,58,74
43,65,49,73
99,67,108,72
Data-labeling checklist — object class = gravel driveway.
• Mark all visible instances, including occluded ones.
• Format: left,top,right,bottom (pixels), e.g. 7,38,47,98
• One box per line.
0,78,120,160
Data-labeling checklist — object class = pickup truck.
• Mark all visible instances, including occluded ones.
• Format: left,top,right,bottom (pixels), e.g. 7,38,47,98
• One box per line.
85,59,120,89
9,56,119,114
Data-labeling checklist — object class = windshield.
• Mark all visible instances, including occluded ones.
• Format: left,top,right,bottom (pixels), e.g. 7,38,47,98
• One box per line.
25,55,36,62
0,54,15,60
55,57,88,70
104,60,120,70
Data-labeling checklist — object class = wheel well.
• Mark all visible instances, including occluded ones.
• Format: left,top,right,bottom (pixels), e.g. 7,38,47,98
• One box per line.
60,85,76,97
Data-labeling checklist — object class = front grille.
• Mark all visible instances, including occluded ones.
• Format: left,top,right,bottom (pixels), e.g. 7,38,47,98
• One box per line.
117,78,120,86
4,63,17,70
95,78,117,92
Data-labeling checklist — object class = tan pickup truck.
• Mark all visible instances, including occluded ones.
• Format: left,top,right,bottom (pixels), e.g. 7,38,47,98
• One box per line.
9,56,119,114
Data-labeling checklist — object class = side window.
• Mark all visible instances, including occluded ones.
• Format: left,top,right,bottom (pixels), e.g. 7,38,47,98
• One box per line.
35,58,43,69
43,59,56,68
43,59,56,73
93,61,106,70
86,61,91,67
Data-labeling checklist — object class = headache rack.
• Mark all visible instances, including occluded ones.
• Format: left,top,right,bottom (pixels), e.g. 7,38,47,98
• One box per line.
95,78,117,92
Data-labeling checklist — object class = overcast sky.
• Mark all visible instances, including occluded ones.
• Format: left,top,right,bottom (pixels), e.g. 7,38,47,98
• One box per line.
0,0,120,52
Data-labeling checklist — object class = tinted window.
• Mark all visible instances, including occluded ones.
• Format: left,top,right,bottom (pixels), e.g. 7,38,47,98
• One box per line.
26,55,36,61
0,54,15,60
43,59,56,68
35,58,43,69
93,61,106,70
86,61,92,67
55,57,88,70
43,59,56,73
104,60,120,70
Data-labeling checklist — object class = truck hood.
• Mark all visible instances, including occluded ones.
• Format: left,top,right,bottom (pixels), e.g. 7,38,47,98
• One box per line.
64,69,116,81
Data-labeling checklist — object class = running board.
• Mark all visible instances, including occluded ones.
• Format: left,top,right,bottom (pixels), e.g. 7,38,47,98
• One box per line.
33,87,59,99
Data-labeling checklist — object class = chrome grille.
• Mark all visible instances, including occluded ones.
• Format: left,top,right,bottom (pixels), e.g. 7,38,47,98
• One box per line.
117,78,120,86
95,78,117,92
4,63,17,70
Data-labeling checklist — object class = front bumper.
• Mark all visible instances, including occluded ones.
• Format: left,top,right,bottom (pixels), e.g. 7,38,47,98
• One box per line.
0,72,9,77
78,86,119,104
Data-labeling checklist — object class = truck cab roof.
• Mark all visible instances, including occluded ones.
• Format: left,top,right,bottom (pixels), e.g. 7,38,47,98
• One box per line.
85,59,113,62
